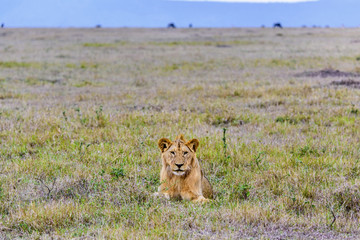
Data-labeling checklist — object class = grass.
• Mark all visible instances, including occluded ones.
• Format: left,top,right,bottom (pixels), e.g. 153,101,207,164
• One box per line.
0,61,42,69
0,28,359,239
148,40,255,46
82,42,119,48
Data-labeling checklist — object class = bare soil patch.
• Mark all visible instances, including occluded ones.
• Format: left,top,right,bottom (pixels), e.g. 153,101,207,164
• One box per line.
330,79,360,89
295,69,360,78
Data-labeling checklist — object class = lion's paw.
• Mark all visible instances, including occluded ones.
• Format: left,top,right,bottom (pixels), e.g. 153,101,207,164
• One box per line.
193,196,209,203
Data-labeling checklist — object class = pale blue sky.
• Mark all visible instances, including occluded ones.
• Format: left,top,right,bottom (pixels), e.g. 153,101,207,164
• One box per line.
1,0,359,28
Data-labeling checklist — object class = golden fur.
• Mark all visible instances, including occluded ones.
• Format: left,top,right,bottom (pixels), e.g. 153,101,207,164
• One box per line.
156,135,213,203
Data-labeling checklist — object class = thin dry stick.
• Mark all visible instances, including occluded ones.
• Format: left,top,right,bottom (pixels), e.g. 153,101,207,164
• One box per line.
327,205,337,228
36,177,57,199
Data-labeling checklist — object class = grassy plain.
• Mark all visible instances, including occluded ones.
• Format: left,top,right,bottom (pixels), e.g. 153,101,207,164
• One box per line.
0,28,359,239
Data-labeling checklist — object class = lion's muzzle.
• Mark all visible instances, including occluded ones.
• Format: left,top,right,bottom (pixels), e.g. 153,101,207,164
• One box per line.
173,163,186,175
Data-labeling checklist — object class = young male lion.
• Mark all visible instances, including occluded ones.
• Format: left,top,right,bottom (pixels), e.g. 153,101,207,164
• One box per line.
155,135,213,203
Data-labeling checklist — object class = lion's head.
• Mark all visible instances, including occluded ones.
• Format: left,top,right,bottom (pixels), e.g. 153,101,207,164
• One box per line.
158,135,199,176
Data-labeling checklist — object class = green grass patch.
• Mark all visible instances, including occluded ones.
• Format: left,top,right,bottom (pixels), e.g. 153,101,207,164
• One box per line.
66,62,99,69
0,61,42,68
82,42,118,48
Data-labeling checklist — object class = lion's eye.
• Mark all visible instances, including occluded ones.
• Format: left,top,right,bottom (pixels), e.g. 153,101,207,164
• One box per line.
184,151,188,156
170,151,175,156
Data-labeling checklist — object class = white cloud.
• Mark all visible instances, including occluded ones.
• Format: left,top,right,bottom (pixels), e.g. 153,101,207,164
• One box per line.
171,0,318,3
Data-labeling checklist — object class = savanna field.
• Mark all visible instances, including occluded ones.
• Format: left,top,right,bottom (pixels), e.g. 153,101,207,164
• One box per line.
0,28,359,239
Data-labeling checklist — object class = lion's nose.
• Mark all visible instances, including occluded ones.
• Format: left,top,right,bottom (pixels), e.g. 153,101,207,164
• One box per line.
175,163,184,168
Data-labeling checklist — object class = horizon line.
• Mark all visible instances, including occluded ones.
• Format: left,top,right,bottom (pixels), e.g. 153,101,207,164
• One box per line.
168,0,318,3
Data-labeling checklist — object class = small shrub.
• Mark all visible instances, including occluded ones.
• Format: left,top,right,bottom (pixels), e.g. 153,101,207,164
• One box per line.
230,182,252,200
95,105,107,128
110,167,125,179
252,151,266,170
62,111,68,121
350,107,359,115
294,145,321,158
275,115,298,124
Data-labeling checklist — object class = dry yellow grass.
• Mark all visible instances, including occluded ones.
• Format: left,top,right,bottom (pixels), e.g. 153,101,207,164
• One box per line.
0,27,359,239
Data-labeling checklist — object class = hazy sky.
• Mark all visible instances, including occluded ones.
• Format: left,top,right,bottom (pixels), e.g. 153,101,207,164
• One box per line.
1,0,359,28
175,0,317,2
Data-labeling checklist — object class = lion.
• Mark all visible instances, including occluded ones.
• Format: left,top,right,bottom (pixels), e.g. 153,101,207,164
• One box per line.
155,134,213,203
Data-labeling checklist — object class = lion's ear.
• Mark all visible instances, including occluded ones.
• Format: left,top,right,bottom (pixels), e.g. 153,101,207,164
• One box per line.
186,139,199,152
158,138,172,153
